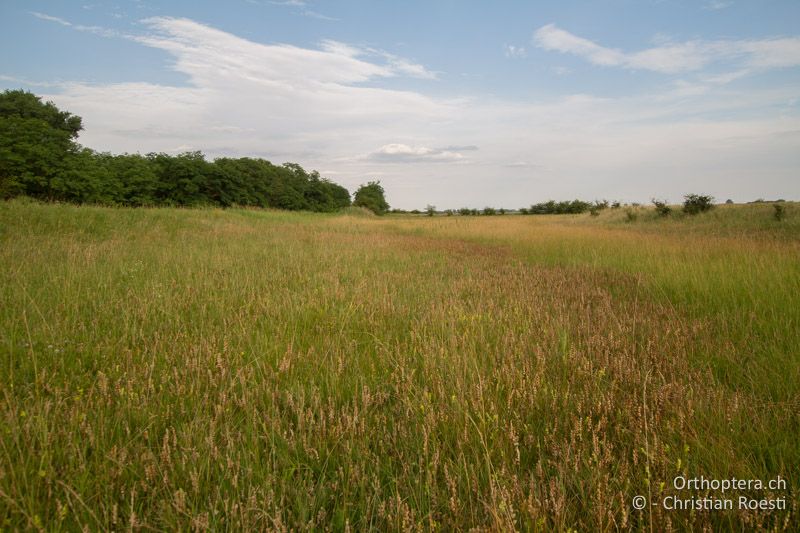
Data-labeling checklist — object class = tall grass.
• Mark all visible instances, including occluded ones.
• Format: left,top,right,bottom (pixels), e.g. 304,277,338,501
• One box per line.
1,200,797,531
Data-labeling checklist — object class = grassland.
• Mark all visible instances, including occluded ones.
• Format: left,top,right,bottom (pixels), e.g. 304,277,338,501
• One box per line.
1,200,798,531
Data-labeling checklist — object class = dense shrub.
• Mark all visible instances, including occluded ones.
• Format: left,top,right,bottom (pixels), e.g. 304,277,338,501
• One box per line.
526,199,592,215
652,199,672,217
683,194,715,215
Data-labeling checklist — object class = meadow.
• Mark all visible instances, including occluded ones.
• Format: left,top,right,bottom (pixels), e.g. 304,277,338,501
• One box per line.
1,200,798,531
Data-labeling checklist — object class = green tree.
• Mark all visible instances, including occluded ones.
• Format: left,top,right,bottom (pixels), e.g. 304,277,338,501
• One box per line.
0,89,82,137
353,181,389,215
108,154,159,206
149,151,212,206
0,90,83,199
51,148,118,204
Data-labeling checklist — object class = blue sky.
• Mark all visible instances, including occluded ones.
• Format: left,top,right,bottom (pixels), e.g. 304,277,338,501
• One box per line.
2,0,799,208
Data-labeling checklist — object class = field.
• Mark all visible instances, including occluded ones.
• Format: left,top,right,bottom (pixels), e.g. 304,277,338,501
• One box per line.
1,200,798,531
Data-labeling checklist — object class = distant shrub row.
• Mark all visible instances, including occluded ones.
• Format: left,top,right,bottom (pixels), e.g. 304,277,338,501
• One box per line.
521,199,600,215
401,200,610,216
410,195,760,219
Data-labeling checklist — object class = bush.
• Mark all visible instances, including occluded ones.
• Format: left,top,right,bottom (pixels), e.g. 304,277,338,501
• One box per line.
774,203,785,221
624,209,637,222
353,181,389,215
652,199,672,217
482,207,496,216
683,194,715,215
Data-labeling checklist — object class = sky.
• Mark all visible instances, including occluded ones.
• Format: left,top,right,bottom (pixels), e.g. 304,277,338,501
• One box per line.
1,1,799,209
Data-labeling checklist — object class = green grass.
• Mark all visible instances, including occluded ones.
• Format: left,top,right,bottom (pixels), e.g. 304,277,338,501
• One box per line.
1,200,797,531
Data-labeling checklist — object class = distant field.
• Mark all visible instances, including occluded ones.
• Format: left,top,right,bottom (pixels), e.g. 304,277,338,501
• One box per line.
1,200,798,531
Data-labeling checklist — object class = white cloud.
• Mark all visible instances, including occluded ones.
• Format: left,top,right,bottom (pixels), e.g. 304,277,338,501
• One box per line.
705,1,732,10
533,23,800,74
130,18,436,87
738,38,800,69
534,24,625,66
503,161,540,168
504,45,527,58
366,144,469,163
43,16,450,163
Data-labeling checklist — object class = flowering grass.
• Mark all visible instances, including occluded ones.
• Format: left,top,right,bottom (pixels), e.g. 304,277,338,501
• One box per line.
0,200,797,531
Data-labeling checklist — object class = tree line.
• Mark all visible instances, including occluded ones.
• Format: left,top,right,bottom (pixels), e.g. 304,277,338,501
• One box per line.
0,89,358,211
4,90,735,218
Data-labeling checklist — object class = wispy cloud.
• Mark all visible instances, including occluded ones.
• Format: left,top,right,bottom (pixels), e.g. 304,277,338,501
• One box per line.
318,40,437,80
365,144,472,163
504,45,527,58
533,23,800,74
705,0,732,10
301,10,338,21
0,75,59,88
30,10,121,38
503,161,540,168
30,11,72,26
263,0,338,21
